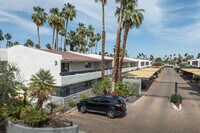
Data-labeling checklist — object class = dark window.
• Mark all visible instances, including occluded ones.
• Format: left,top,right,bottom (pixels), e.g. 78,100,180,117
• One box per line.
117,98,125,104
85,62,91,68
91,97,101,103
99,98,110,104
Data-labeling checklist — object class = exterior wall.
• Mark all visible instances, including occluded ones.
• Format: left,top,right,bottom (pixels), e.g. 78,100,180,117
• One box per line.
0,49,7,61
7,46,62,86
7,121,78,133
68,62,99,72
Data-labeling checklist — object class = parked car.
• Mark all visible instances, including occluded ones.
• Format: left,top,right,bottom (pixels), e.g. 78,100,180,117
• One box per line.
77,95,127,118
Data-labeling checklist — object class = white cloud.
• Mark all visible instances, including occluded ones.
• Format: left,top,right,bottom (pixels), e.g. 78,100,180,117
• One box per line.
0,10,51,35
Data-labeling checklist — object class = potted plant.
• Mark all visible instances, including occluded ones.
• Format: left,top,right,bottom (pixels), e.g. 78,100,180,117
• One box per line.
170,94,183,110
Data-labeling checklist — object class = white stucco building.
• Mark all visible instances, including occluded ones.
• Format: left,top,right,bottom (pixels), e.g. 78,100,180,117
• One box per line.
188,59,200,68
0,45,152,99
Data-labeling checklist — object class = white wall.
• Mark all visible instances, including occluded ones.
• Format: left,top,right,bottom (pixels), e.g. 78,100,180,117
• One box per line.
7,46,62,86
69,62,100,72
0,49,7,61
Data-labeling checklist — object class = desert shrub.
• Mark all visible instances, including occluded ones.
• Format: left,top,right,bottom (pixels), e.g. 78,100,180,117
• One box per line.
68,99,77,107
79,93,90,100
126,82,140,96
92,77,112,95
170,94,183,104
113,82,131,98
20,105,50,127
193,75,200,82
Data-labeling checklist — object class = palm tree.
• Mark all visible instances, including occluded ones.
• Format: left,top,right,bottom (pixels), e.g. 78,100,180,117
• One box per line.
112,0,128,89
86,25,94,44
46,43,51,49
24,39,34,47
51,9,64,50
94,33,101,54
59,29,66,50
29,69,55,109
67,30,77,51
118,1,144,81
13,41,20,46
7,41,13,48
0,30,4,48
89,36,96,53
4,33,12,48
32,6,47,48
95,0,107,80
48,8,59,50
62,3,77,49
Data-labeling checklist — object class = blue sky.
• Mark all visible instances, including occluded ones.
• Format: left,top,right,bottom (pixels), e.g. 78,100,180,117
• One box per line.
0,0,200,58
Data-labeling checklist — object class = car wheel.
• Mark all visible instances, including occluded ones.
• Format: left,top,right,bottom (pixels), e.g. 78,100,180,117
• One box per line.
80,105,87,113
107,110,116,119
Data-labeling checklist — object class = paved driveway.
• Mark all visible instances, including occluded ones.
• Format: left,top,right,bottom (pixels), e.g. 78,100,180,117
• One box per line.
63,68,200,133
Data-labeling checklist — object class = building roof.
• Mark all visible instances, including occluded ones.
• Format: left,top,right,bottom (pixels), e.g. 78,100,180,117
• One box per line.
88,54,113,61
43,50,101,62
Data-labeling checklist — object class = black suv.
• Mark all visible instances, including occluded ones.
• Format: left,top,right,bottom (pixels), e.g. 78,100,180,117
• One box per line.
77,95,127,118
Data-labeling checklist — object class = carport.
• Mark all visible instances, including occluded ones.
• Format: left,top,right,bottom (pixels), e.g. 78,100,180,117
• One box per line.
122,67,162,93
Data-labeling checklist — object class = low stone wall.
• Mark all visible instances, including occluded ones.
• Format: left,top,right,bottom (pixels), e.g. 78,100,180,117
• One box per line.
7,121,78,133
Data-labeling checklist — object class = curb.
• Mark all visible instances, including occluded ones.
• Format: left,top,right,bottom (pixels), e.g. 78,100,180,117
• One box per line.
127,95,146,106
60,107,77,117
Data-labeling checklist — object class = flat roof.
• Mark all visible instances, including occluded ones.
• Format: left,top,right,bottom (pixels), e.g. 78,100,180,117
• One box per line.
43,50,101,62
123,67,161,79
181,68,200,76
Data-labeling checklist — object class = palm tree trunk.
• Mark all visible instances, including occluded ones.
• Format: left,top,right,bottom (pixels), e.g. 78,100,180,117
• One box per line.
118,22,131,82
37,98,43,110
112,4,123,91
95,41,98,54
60,35,62,50
55,29,59,50
6,40,8,48
70,44,74,51
64,19,68,49
37,26,40,47
101,4,106,80
52,28,55,50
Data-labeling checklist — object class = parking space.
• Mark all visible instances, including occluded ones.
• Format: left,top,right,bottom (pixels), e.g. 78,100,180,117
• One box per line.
62,68,200,133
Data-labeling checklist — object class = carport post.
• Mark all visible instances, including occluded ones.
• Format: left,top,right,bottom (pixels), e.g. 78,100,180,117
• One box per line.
175,82,178,94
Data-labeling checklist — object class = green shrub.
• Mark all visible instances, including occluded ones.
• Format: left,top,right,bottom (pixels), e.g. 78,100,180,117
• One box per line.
92,77,112,95
79,93,89,100
113,83,131,98
68,99,77,107
20,106,50,127
170,94,183,104
126,82,140,96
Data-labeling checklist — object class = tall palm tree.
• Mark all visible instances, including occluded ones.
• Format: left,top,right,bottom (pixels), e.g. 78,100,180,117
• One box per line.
51,10,64,50
48,8,59,50
0,30,4,48
86,25,95,45
62,3,77,49
32,6,47,48
7,41,13,48
59,29,66,50
95,0,107,80
67,30,77,51
118,1,144,81
29,69,55,109
94,33,101,54
112,0,128,89
89,36,96,53
4,33,12,48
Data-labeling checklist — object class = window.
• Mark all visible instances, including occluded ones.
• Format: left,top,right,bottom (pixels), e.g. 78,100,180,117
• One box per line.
85,62,91,68
91,97,101,103
99,98,110,104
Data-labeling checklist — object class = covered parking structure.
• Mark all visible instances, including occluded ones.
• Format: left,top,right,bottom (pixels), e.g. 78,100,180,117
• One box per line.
123,67,161,79
181,68,200,82
122,67,162,92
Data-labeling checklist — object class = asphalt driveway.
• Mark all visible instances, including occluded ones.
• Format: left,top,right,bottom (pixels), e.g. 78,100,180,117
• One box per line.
63,68,200,133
